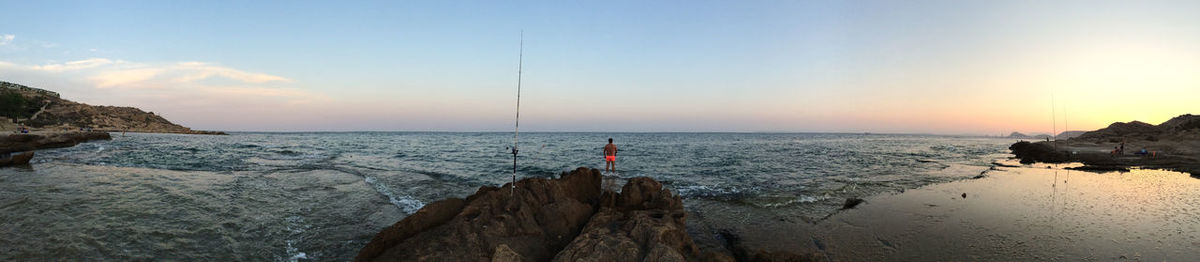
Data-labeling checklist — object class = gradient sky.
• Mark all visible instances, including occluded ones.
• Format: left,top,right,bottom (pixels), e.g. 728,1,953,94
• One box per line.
2,0,1199,133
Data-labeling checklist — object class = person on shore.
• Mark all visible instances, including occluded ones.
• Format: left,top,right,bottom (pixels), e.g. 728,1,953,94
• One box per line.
604,138,618,173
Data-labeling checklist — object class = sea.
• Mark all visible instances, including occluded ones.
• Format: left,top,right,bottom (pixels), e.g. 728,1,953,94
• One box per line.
0,132,1014,261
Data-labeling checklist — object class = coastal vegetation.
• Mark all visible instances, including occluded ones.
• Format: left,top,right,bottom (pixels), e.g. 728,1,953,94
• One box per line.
0,87,49,120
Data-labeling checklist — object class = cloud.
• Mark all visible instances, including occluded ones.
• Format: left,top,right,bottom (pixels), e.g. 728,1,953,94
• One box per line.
29,58,114,72
0,57,321,109
10,58,292,88
0,34,13,45
168,62,291,84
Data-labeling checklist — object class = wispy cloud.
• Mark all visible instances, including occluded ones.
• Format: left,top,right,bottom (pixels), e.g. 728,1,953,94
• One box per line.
9,58,292,88
0,34,13,45
29,58,114,72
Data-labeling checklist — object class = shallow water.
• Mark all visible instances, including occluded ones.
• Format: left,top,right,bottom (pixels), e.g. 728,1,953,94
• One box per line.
1,132,1012,260
690,163,1200,261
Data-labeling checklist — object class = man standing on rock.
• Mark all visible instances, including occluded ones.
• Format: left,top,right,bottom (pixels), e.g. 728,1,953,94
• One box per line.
604,138,618,173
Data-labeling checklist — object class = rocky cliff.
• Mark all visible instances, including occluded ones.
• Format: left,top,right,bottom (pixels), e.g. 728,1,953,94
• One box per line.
357,167,822,262
2,81,224,135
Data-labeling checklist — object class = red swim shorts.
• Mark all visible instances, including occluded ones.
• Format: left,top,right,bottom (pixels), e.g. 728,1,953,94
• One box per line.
605,155,615,162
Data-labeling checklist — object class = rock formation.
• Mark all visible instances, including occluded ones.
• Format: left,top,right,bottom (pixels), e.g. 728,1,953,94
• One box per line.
357,168,808,262
1,132,112,155
1008,114,1200,176
2,80,225,135
1007,141,1068,164
0,131,111,167
0,151,34,167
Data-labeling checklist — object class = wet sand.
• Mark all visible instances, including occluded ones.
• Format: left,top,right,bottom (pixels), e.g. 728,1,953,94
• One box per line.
689,161,1200,261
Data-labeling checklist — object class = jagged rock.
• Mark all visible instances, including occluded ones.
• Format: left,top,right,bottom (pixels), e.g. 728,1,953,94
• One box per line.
357,167,604,262
356,168,781,262
552,177,696,262
355,198,466,261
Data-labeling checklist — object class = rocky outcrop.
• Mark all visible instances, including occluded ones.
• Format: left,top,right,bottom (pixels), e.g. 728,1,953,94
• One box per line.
0,151,34,167
1,132,111,155
357,168,779,262
1009,139,1200,177
1008,141,1069,164
2,80,224,135
30,99,226,135
551,177,699,262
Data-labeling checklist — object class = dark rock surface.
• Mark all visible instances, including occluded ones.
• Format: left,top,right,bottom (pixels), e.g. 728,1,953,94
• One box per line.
841,198,865,210
0,131,111,155
358,168,812,261
1008,141,1069,164
0,151,34,167
551,177,698,262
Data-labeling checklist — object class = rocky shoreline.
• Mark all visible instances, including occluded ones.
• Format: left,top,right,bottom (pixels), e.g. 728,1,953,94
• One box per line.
1008,114,1200,177
356,167,821,262
1,131,112,154
0,131,112,167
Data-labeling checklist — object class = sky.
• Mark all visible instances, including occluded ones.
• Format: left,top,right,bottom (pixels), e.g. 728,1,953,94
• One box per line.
1,0,1199,134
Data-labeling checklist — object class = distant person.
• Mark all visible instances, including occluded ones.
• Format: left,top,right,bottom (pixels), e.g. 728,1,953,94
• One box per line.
1119,140,1126,154
604,138,618,173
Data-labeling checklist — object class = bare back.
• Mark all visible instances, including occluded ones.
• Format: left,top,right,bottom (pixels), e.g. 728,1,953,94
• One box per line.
604,143,617,156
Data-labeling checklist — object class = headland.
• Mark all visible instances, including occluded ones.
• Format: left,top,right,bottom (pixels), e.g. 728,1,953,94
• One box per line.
1008,114,1200,176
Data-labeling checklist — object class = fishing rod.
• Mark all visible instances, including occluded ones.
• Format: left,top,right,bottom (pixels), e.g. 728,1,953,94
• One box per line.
511,31,524,196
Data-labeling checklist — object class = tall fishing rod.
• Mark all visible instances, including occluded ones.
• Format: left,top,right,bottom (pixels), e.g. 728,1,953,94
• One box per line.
511,31,524,196
1051,92,1057,150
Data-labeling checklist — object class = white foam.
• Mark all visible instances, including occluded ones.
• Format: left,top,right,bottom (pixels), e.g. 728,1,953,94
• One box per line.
364,176,425,214
283,216,310,262
286,239,307,262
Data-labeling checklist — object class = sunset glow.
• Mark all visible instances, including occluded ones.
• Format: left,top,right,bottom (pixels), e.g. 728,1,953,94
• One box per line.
2,1,1198,133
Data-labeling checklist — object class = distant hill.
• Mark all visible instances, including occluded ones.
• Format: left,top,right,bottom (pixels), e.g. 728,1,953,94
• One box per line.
2,80,224,135
1056,130,1087,139
1007,132,1052,140
1074,114,1200,142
